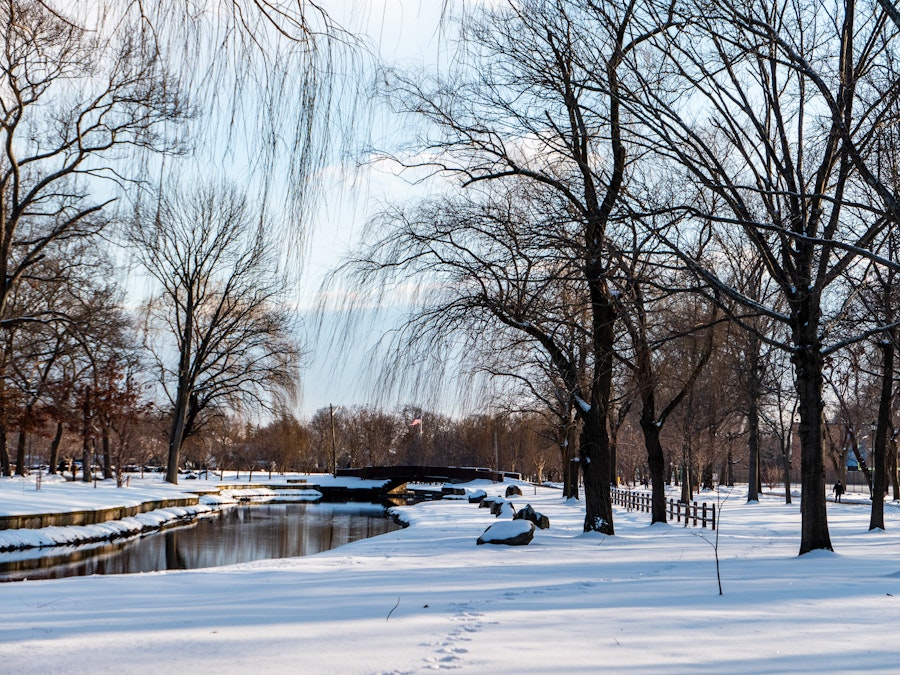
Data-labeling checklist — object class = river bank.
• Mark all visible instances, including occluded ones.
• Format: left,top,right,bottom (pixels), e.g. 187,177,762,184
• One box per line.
0,473,386,552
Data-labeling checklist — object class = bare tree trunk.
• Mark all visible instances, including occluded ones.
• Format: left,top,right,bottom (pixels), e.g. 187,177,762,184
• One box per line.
870,340,893,530
102,426,113,480
608,422,619,488
82,386,93,483
561,434,579,500
635,331,667,521
702,461,714,490
641,417,667,524
738,288,766,501
681,393,695,503
0,432,7,477
794,344,832,553
782,439,793,505
568,459,580,501
14,430,26,476
579,407,613,533
47,421,63,475
890,431,899,501
166,382,191,485
0,392,9,476
680,453,692,503
747,398,761,502
725,446,735,486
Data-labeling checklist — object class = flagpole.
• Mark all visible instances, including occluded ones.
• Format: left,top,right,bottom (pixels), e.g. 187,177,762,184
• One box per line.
410,414,424,467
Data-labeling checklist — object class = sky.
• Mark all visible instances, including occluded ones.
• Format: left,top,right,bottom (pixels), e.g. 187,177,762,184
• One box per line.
2,473,900,673
294,1,457,417
111,1,459,420
98,0,507,422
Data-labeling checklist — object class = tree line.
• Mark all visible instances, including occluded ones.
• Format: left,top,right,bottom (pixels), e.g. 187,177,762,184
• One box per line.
11,404,557,484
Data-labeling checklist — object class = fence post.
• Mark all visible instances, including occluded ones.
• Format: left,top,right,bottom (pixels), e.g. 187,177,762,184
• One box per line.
711,504,716,530
702,502,707,528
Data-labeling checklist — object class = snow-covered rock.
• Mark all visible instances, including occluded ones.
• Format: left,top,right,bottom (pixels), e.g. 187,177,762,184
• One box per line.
514,503,550,529
467,489,487,504
476,519,535,546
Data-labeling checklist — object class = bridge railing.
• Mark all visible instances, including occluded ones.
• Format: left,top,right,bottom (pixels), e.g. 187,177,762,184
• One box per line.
611,488,716,530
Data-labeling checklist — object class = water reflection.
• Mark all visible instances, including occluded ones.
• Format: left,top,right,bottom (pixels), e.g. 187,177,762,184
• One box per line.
0,503,400,582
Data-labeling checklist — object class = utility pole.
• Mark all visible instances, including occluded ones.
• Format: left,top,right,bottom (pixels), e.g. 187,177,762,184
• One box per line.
493,428,499,471
330,403,337,477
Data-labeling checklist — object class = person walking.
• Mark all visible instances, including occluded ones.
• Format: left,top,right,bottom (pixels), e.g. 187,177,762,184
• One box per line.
833,480,845,503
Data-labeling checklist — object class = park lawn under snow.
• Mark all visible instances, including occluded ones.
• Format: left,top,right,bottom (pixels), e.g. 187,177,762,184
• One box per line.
1,479,899,674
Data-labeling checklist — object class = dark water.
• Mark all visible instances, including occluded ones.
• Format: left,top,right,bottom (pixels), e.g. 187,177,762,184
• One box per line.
0,502,401,582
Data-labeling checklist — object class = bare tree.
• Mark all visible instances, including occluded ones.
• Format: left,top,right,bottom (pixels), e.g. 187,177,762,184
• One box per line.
130,181,301,484
856,95,900,527
762,352,798,505
613,210,718,520
53,0,356,233
0,231,127,476
628,0,900,553
0,1,185,329
0,1,186,476
340,0,678,533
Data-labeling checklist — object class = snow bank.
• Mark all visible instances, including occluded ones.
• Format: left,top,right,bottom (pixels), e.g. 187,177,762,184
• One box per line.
0,504,213,551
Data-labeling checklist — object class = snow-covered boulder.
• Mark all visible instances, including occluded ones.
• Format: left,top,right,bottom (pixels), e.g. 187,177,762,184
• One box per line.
468,489,487,504
481,495,501,509
514,503,550,530
477,519,535,546
505,484,523,497
489,497,515,518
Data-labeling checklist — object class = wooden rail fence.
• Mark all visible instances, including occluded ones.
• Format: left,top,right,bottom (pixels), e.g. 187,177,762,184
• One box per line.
611,488,716,530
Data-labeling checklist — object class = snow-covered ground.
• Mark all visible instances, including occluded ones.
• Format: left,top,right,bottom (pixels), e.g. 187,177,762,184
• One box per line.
1,477,898,674
0,473,211,516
